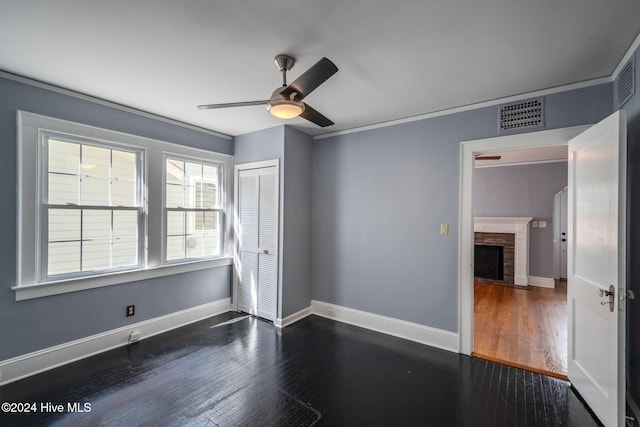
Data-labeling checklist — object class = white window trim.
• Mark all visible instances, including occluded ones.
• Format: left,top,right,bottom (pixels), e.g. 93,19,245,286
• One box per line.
162,152,226,264
15,111,233,301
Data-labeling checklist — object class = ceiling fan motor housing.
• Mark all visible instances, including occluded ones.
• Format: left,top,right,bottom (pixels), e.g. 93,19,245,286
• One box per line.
267,86,305,118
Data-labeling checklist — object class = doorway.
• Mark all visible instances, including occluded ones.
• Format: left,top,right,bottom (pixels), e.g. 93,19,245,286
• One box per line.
458,125,590,357
471,149,569,377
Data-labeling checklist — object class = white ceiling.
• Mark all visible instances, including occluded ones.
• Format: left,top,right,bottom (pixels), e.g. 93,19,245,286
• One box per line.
1,1,639,138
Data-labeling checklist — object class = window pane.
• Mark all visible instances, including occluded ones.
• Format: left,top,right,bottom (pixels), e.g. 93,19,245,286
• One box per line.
48,174,80,204
83,210,111,239
112,150,136,181
166,159,184,185
49,140,79,174
186,234,203,258
167,211,185,235
203,232,220,256
112,180,136,206
165,183,185,208
201,183,217,209
48,241,80,275
81,145,110,178
112,238,138,267
83,240,111,270
184,162,202,183
166,235,185,260
81,177,110,205
48,209,81,241
113,210,138,239
203,165,219,208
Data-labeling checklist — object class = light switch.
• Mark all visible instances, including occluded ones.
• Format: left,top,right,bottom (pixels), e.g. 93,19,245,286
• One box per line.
440,224,449,235
539,221,547,228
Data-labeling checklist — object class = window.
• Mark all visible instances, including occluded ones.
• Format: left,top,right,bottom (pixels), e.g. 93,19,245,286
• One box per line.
164,157,223,261
44,136,143,278
16,111,233,300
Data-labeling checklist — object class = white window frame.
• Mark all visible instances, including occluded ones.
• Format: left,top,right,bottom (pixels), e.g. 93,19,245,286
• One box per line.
40,132,146,281
15,111,233,301
162,153,226,264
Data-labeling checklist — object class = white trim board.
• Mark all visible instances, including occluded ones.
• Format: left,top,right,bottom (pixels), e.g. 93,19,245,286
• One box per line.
0,298,231,386
529,276,556,288
275,306,313,328
311,300,459,353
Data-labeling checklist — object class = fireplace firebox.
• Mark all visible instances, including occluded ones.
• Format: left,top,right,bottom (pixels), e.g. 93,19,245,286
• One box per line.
474,245,504,280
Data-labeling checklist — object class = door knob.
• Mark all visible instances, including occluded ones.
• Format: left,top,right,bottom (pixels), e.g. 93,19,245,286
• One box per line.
263,249,269,255
599,285,615,312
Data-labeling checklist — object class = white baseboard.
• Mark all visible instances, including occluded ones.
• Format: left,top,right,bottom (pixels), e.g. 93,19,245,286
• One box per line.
310,300,459,353
529,276,555,288
0,298,231,386
275,306,312,328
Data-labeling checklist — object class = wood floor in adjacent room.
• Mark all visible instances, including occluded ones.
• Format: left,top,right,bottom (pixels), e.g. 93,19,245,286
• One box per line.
0,311,598,426
474,280,568,378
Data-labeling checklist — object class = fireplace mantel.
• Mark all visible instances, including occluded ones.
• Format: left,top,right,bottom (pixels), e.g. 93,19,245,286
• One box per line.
474,217,533,285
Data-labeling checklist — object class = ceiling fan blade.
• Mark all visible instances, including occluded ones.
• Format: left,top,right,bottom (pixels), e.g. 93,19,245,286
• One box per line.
475,155,502,160
300,103,334,127
282,57,338,100
197,100,268,110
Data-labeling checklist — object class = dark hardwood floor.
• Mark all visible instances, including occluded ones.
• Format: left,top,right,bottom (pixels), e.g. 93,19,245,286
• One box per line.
0,313,599,426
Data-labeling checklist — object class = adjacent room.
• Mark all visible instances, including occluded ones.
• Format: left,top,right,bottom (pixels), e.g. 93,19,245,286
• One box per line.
1,1,639,426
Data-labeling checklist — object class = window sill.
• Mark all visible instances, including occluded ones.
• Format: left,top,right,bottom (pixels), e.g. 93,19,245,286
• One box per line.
12,257,233,301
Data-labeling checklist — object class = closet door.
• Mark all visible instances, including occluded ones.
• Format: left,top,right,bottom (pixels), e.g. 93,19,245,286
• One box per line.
256,170,278,321
236,164,278,322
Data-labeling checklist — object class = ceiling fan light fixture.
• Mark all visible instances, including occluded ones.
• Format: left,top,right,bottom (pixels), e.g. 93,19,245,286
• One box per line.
268,98,305,119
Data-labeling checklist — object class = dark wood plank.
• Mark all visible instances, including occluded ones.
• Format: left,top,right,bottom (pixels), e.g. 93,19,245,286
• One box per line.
0,314,599,426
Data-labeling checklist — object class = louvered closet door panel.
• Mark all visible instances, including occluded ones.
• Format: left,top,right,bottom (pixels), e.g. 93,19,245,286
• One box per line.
257,252,277,321
238,251,257,314
237,171,259,315
258,170,277,250
256,168,278,321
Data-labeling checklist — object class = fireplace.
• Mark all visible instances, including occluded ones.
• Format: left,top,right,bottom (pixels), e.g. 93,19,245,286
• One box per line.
473,232,515,284
474,245,504,280
474,217,532,285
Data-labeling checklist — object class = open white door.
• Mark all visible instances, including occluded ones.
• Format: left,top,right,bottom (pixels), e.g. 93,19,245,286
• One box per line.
567,110,626,426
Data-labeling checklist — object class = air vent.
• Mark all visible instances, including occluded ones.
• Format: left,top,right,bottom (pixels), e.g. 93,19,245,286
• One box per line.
499,98,544,133
615,55,635,108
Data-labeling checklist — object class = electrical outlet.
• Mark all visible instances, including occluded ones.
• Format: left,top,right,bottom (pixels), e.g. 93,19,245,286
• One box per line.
126,305,135,317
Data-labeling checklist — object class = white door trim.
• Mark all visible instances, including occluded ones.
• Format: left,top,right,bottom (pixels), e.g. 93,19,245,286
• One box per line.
233,159,280,316
457,125,590,355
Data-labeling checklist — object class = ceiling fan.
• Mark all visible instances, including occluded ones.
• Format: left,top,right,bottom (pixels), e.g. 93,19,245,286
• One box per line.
198,55,338,127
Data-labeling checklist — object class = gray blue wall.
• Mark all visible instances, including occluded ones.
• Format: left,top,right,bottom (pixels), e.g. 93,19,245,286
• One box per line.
621,49,640,407
234,125,313,320
474,162,568,278
311,84,612,333
0,76,233,360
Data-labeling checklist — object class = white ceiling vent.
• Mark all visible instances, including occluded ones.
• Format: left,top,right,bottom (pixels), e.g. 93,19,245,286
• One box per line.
615,54,635,109
499,98,544,133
